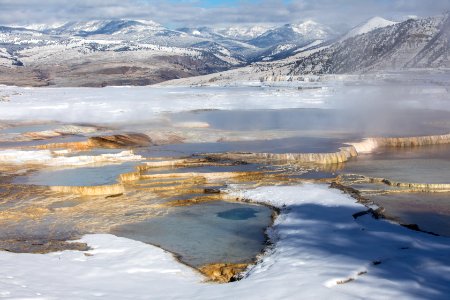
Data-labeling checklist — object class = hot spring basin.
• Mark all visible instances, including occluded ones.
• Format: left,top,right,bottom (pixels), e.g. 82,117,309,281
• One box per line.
111,201,273,267
14,161,138,186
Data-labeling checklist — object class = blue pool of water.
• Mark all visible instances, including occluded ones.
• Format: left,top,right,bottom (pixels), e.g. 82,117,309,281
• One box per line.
111,201,272,267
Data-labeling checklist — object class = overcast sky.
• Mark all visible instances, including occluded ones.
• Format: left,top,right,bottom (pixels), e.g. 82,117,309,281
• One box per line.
0,0,449,28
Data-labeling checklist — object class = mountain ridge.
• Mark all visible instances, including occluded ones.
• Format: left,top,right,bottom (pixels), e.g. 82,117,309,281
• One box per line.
0,14,448,87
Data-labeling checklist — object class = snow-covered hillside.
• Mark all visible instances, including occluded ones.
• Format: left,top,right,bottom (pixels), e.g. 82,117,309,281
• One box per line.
0,18,340,86
341,17,398,40
0,48,13,67
0,19,251,86
290,14,450,74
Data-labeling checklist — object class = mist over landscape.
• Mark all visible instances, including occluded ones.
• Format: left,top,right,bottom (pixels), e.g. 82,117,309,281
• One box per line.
1,1,450,300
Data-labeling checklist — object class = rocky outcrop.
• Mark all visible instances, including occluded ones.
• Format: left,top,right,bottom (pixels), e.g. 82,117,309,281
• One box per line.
349,133,450,153
38,133,152,150
120,171,266,183
88,133,152,148
205,146,358,165
22,125,98,140
373,177,450,192
50,184,125,196
201,133,450,166
137,158,232,170
0,149,142,166
198,263,249,283
336,174,450,193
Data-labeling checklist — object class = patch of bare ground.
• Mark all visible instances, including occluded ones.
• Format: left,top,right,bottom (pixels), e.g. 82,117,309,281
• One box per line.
0,239,89,254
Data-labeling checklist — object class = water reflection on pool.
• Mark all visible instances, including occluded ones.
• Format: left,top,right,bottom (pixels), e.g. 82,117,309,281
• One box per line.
139,136,348,157
368,193,450,236
343,144,450,184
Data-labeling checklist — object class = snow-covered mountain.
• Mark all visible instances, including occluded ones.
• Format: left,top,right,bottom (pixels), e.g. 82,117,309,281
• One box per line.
0,18,342,87
0,19,250,86
178,25,273,41
248,20,336,48
36,20,205,48
46,20,165,36
290,14,450,74
341,16,398,40
158,13,450,86
0,14,447,87
177,21,335,51
177,27,221,39
0,19,340,57
215,25,274,40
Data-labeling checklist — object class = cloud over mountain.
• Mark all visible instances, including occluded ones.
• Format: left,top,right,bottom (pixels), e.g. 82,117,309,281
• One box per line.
0,0,449,28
